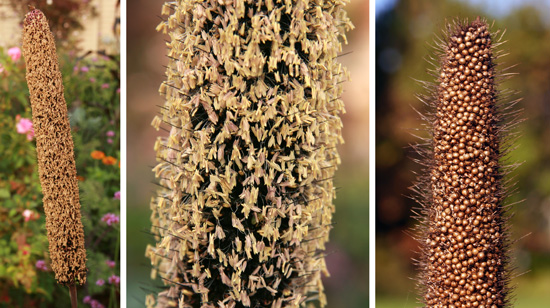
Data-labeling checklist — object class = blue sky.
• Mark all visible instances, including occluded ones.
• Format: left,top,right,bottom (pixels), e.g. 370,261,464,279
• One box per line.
375,0,550,23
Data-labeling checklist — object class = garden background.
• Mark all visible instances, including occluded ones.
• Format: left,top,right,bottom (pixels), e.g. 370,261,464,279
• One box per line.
127,0,369,307
376,0,550,307
0,0,120,307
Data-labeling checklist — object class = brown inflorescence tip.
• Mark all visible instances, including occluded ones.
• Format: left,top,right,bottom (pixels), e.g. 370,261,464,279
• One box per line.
412,18,515,308
22,8,87,286
24,8,43,26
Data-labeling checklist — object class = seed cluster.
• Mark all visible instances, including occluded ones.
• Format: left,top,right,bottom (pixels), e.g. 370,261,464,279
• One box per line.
146,0,351,307
22,9,87,285
419,19,510,307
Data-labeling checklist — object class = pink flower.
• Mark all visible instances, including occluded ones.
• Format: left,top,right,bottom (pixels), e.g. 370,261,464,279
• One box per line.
80,66,89,72
35,260,48,271
91,300,105,308
89,77,96,83
106,130,115,137
108,275,120,286
107,138,113,144
16,118,34,140
8,47,21,62
101,83,110,89
113,191,120,200
83,296,92,304
96,279,105,286
23,209,33,222
101,213,119,226
105,260,116,268
116,88,120,93
22,209,39,222
16,118,33,132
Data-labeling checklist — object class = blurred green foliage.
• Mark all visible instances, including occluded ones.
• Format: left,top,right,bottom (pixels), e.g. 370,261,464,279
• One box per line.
376,0,550,306
0,43,120,307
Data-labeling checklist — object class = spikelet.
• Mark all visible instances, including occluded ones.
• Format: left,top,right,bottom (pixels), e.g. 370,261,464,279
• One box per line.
146,1,352,307
411,18,521,307
22,9,87,286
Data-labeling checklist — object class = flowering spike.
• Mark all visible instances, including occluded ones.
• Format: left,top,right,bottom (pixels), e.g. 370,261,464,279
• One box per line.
147,0,352,307
413,18,518,307
22,8,87,286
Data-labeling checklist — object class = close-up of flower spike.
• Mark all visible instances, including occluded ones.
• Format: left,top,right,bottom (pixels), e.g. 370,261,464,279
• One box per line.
411,17,521,308
146,0,353,307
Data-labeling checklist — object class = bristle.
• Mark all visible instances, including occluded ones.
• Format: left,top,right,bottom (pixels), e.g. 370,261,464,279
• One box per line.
412,18,519,307
147,0,352,307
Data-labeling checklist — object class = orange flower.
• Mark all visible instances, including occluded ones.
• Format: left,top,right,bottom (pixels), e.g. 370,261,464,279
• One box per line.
102,156,117,165
91,150,105,160
76,175,85,182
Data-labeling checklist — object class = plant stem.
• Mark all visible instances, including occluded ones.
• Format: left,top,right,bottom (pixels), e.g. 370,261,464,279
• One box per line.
69,284,77,308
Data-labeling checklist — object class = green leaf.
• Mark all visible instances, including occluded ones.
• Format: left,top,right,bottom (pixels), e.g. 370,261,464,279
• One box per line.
0,187,10,199
9,209,18,218
70,107,86,126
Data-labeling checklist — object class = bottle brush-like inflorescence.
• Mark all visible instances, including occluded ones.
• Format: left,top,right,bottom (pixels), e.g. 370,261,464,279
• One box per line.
22,9,87,287
412,18,520,307
146,0,352,307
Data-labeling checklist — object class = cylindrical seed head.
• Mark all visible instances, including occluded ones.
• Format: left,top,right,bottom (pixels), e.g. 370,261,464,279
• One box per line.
419,19,510,307
22,9,87,286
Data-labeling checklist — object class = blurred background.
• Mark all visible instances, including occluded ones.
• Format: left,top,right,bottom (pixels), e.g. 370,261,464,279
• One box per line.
127,1,369,307
0,0,119,53
376,0,550,307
